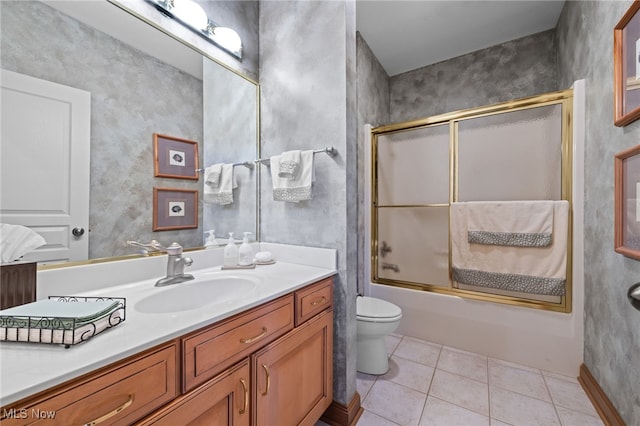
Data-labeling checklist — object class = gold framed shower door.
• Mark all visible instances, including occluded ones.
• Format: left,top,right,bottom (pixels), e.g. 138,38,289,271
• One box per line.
370,89,574,313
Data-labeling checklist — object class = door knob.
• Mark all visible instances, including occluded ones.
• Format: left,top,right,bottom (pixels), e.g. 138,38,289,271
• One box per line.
72,227,85,237
628,283,640,312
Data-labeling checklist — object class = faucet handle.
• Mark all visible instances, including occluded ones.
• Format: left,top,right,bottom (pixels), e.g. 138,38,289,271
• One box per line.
127,239,162,253
154,242,183,255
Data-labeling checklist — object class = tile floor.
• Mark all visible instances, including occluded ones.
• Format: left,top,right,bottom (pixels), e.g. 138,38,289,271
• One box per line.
328,333,603,426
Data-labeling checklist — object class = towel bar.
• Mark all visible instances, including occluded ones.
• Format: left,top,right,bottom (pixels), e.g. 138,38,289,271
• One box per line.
255,146,338,166
196,161,254,173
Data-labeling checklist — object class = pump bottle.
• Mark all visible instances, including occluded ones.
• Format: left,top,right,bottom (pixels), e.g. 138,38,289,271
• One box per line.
238,232,253,266
223,233,238,267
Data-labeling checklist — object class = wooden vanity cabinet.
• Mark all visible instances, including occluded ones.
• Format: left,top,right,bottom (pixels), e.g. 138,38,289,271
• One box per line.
0,276,334,426
163,276,334,426
0,342,179,426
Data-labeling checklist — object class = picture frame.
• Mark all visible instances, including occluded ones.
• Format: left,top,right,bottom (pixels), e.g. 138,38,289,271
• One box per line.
615,144,640,260
153,187,198,231
614,1,640,127
153,133,199,180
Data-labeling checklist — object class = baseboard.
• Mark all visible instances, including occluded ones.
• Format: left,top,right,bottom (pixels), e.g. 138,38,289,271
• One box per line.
320,392,363,426
578,364,626,426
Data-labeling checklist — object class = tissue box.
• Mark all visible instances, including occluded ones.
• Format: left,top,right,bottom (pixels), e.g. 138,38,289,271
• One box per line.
0,262,36,309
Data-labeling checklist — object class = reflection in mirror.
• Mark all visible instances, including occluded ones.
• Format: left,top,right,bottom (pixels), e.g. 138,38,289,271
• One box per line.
203,61,257,242
0,1,258,264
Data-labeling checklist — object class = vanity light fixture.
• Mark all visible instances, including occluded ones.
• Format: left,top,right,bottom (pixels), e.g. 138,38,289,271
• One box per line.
147,0,243,59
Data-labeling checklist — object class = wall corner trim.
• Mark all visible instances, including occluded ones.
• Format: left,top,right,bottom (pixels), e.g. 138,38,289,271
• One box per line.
578,363,626,426
320,392,363,426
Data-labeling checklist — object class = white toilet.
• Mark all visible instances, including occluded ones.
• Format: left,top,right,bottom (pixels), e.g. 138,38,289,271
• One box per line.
356,296,403,375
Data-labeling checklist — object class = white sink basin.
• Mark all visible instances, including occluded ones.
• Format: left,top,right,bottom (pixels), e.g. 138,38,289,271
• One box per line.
134,274,260,313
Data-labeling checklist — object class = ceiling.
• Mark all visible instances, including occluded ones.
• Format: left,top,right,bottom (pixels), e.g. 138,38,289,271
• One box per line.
356,0,566,76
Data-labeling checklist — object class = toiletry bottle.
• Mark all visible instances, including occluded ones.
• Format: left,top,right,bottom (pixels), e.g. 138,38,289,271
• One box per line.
223,232,238,267
238,232,253,266
204,230,218,248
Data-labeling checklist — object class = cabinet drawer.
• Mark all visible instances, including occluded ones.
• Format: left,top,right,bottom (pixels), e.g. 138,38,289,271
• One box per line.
1,342,178,425
295,277,334,326
182,295,294,392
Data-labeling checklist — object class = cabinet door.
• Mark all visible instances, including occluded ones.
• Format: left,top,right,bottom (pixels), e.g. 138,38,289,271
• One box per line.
252,309,333,426
137,359,250,426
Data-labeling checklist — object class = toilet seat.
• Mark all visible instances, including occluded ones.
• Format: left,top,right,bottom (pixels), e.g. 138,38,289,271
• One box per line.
357,296,402,323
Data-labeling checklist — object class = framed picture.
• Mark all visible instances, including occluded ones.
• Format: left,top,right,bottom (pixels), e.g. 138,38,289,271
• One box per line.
615,144,640,260
153,187,198,231
153,133,199,180
614,1,640,127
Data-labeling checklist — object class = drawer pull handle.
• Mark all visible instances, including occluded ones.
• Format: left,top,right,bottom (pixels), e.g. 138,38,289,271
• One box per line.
83,394,134,425
310,296,327,306
239,378,248,414
261,364,270,396
240,327,267,344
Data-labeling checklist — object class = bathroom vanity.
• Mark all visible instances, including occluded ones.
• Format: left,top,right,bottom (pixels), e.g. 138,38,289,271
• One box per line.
0,244,336,425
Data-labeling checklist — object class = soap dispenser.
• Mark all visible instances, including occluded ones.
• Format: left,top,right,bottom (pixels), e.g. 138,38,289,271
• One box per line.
238,232,253,266
204,230,218,248
223,232,238,267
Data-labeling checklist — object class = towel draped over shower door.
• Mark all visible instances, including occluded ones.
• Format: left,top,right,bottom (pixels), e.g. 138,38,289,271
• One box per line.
451,200,569,296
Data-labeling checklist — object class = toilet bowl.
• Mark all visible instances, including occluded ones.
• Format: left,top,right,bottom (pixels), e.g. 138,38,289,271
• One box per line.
356,296,402,375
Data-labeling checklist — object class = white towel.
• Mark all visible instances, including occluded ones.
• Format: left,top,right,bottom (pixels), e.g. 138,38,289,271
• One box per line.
466,201,554,247
0,224,46,263
451,200,569,296
270,150,314,202
204,163,223,187
278,150,301,179
203,164,237,205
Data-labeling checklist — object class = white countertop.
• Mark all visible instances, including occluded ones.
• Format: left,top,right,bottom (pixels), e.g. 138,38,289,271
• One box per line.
0,243,337,406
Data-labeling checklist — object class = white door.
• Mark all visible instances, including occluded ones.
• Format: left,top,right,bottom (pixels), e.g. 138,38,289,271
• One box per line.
1,70,90,263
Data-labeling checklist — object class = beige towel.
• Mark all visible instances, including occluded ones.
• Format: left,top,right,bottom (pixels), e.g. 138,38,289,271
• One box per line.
451,200,569,296
466,201,554,247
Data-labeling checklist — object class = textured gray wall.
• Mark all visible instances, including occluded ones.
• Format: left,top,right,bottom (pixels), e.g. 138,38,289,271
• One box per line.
389,30,558,123
259,0,358,406
356,33,390,293
2,1,203,259
557,1,640,422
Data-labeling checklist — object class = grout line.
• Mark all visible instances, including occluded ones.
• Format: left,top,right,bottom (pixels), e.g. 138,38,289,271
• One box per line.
486,352,492,421
541,373,563,424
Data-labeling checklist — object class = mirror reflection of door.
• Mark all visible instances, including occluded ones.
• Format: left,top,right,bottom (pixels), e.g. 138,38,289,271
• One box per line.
1,70,90,263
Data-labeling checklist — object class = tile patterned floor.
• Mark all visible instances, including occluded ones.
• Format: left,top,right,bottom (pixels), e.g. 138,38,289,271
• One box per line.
328,333,604,426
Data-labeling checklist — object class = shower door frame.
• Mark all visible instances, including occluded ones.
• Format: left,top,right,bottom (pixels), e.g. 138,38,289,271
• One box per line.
370,89,574,313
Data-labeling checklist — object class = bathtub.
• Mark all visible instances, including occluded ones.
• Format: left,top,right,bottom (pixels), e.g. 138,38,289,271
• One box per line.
362,80,586,377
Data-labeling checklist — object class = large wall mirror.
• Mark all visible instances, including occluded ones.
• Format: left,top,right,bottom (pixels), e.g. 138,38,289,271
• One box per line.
1,0,259,264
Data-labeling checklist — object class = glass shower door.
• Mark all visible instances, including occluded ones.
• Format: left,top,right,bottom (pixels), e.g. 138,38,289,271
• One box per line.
374,123,449,288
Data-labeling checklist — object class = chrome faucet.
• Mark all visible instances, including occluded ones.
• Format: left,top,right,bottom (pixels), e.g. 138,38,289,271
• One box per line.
127,240,194,287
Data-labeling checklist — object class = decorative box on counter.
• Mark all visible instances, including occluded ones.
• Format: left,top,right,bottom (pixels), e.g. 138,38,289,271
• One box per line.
0,262,37,309
0,296,126,348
